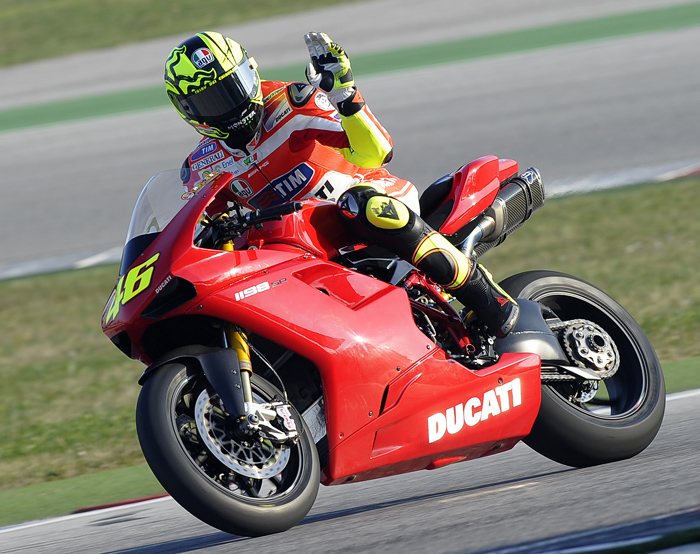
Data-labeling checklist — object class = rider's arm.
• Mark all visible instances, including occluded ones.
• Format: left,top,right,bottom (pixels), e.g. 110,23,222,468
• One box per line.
304,32,393,168
335,89,393,168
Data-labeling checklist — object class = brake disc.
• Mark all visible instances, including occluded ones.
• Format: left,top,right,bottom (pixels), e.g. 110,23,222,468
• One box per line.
194,389,290,479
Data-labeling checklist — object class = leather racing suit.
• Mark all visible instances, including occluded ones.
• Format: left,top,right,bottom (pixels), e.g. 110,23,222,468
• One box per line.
181,79,519,339
180,80,419,216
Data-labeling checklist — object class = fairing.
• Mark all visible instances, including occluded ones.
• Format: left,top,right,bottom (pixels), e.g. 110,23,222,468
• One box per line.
102,165,541,486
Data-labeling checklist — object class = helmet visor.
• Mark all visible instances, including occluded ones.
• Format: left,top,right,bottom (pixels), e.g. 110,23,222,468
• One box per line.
177,57,260,122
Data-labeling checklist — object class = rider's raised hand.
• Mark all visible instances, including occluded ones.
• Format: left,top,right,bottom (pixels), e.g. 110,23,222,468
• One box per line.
304,32,356,108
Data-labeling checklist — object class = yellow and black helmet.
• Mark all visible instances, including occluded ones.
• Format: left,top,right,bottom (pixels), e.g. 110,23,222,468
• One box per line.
165,31,263,147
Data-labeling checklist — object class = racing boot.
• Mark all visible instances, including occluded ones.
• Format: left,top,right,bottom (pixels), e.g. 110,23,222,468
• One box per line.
450,263,520,339
337,184,519,337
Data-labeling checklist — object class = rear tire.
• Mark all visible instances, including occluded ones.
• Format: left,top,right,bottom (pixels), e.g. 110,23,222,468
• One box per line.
501,270,665,467
136,363,319,537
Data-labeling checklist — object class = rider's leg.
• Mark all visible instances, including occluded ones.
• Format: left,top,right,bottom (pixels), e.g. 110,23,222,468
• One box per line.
337,183,519,338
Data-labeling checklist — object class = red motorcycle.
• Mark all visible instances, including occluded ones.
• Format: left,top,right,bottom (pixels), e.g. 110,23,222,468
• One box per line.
102,155,665,537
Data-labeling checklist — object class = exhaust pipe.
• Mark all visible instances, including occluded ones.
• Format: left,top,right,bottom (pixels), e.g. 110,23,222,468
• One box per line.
461,167,545,259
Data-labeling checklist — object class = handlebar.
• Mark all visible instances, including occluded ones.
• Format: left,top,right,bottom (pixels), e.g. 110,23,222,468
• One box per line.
208,201,304,244
244,201,304,225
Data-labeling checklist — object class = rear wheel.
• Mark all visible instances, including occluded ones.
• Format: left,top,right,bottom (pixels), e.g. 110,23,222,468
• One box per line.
501,270,665,467
136,363,319,537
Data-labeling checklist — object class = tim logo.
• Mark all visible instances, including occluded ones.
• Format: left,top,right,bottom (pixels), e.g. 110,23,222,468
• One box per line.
250,163,314,209
191,141,218,162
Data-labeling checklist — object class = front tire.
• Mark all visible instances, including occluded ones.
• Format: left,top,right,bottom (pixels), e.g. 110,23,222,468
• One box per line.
136,363,319,537
501,270,665,467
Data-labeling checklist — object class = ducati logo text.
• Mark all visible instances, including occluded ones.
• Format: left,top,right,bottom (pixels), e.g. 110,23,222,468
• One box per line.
427,379,522,443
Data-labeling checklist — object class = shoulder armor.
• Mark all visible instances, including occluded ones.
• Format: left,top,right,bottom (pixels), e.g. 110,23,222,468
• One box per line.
287,82,316,108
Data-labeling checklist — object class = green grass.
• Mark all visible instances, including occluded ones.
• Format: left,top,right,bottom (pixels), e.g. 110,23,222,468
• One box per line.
0,465,165,528
4,1,700,69
0,265,145,491
0,0,363,67
0,178,698,527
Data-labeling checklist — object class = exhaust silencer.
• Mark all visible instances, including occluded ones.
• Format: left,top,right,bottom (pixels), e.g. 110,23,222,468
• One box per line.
473,167,545,258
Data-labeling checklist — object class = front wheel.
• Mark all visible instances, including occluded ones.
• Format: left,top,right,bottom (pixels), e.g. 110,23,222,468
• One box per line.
500,270,665,467
136,363,320,537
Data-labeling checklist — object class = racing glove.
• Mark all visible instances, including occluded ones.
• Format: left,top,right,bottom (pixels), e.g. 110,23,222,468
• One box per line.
304,32,364,117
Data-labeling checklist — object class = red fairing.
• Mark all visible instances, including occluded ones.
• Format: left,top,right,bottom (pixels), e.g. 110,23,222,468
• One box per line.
322,352,541,484
245,199,360,259
437,155,517,236
103,165,542,487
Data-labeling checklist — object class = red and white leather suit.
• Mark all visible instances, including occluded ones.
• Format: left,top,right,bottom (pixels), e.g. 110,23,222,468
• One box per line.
181,80,419,215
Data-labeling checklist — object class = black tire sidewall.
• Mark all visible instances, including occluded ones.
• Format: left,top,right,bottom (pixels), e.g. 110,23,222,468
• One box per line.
136,363,320,536
501,270,665,467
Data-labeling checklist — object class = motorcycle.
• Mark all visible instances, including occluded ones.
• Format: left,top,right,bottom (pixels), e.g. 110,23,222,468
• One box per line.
102,155,665,537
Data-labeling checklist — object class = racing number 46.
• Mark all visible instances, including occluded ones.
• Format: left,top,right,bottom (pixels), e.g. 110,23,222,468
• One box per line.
104,253,160,324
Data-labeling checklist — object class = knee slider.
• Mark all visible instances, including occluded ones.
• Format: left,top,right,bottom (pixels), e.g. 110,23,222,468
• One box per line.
337,183,385,220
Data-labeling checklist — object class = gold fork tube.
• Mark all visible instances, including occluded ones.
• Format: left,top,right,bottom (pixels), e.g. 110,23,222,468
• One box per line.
227,325,253,403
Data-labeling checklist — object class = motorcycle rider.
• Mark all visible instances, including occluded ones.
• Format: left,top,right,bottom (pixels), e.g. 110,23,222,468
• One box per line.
165,31,519,338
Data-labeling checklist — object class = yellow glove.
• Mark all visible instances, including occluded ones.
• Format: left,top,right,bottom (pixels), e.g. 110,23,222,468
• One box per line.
304,32,355,109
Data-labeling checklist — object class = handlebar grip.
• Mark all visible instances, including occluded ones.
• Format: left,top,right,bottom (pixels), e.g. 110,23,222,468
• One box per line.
246,201,304,224
265,201,304,218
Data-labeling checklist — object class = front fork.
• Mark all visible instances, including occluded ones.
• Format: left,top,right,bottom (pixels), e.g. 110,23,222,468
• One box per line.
216,239,298,443
223,323,299,444
219,235,255,404
225,324,253,403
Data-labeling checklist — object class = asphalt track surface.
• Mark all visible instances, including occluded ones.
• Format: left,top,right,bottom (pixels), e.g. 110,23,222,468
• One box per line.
1,0,700,551
1,391,698,554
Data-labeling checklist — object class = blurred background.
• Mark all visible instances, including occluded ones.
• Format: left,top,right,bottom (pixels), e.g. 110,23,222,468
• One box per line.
0,0,699,546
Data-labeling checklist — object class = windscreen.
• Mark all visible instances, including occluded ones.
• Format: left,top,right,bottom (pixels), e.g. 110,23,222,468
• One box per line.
119,170,192,275
124,169,191,244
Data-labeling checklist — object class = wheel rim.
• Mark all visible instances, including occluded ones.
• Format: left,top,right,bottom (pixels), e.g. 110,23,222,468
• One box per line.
169,372,305,501
529,286,650,419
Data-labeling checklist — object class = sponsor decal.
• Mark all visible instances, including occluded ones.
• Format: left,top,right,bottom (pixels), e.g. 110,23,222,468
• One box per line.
221,157,236,171
263,87,286,103
427,378,522,443
191,141,218,162
234,278,287,301
191,48,215,69
182,171,219,200
230,178,254,198
249,163,315,209
242,151,259,166
228,108,256,130
263,100,292,132
155,275,172,294
314,92,334,112
313,179,336,201
276,405,297,431
191,150,225,171
104,253,160,325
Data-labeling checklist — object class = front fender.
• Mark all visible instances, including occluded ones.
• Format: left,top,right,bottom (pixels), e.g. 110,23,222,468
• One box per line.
138,345,246,417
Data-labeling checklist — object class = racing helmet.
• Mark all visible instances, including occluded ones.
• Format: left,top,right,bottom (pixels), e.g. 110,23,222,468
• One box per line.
165,31,263,148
